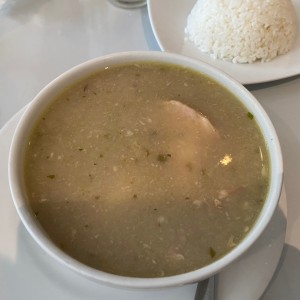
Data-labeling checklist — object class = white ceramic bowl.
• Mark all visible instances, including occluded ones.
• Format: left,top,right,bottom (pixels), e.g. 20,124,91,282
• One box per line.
8,51,283,289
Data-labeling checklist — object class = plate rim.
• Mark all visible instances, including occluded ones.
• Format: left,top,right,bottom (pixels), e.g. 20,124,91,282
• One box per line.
147,0,300,85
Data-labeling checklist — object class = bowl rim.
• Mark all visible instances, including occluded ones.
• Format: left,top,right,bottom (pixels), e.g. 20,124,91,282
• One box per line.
8,51,283,289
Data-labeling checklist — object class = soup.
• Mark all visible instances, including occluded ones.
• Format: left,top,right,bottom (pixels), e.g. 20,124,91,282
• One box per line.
24,62,269,277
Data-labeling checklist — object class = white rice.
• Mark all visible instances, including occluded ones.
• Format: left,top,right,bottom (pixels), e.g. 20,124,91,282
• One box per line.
185,0,298,63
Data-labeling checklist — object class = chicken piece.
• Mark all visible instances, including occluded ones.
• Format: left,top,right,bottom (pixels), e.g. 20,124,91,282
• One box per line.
163,100,217,134
160,100,219,174
102,100,219,203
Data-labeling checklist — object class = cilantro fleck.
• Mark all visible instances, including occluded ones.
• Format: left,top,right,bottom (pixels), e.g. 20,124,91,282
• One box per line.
247,112,254,120
157,153,172,162
145,149,150,157
83,84,89,92
209,247,216,258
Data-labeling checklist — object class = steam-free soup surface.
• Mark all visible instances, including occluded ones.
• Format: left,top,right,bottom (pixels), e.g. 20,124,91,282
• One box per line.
24,62,269,277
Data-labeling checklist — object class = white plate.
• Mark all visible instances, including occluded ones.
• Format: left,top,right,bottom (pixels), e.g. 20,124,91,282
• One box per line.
0,109,286,300
147,0,300,84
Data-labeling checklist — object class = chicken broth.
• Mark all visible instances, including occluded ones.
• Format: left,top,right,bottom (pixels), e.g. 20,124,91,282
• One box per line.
24,62,270,277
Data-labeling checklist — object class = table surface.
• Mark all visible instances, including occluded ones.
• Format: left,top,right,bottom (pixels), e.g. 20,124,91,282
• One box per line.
1,1,300,299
